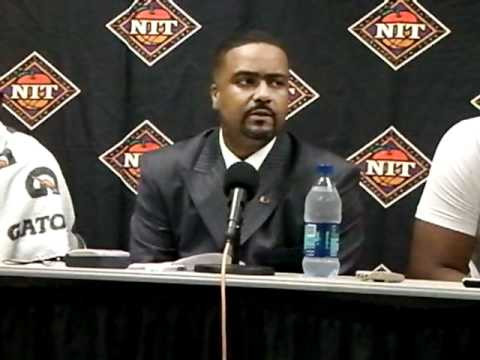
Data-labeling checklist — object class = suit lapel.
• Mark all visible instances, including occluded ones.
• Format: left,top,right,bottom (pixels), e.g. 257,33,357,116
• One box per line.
183,130,228,250
240,134,293,244
183,130,294,248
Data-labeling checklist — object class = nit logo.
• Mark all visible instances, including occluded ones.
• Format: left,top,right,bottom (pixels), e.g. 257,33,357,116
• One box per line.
347,126,431,208
471,94,480,111
0,52,80,130
348,0,450,70
99,120,173,194
287,70,319,120
107,0,201,66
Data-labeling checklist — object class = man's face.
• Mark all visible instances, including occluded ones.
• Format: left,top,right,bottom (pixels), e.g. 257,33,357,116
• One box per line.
211,42,289,149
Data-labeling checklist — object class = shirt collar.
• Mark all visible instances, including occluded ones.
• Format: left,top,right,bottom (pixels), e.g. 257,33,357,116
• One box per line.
219,128,276,170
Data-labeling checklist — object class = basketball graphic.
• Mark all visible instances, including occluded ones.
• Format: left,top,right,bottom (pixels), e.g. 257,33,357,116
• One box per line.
107,0,201,66
99,120,173,193
348,0,451,70
133,9,171,45
348,126,431,208
380,11,419,49
371,149,410,186
0,52,80,130
286,70,320,120
126,141,161,178
16,73,53,110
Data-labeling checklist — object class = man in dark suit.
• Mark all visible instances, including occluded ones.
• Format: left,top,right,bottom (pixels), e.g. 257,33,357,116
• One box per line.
129,31,364,273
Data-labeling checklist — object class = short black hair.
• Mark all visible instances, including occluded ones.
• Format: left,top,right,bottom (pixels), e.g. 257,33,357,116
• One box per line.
212,30,289,79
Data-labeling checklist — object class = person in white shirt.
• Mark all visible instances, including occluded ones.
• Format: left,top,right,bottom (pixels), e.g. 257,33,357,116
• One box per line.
408,117,480,281
0,94,76,262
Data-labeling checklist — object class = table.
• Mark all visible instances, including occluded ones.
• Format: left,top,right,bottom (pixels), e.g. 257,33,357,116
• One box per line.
0,263,478,360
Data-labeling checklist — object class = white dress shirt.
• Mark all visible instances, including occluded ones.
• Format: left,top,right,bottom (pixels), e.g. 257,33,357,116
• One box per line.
219,129,276,170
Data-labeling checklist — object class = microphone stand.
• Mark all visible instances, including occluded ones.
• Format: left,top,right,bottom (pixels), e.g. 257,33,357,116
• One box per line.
225,188,244,265
195,193,274,275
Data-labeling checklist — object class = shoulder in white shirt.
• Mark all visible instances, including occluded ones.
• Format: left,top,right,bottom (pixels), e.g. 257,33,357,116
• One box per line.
415,117,480,237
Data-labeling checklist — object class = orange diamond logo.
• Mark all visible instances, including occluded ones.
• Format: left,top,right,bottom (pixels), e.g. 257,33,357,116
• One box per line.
348,0,450,70
287,70,320,120
0,52,80,130
107,0,201,66
347,126,431,208
99,120,173,193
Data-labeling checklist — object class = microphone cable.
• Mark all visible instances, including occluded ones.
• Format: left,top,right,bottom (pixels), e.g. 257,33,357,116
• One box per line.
220,240,231,360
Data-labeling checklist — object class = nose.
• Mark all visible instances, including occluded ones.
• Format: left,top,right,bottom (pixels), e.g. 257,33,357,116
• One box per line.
253,81,271,103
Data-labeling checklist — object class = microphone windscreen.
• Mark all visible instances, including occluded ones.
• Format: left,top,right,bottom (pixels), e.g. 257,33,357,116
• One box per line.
223,162,259,200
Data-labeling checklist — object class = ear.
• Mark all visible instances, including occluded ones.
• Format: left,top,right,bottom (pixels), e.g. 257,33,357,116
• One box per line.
210,83,219,110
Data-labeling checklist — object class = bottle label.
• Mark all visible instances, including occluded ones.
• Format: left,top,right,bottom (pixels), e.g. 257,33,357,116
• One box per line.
303,223,339,257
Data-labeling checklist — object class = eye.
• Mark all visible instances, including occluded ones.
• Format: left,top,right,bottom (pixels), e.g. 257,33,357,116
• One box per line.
235,76,257,87
270,78,287,88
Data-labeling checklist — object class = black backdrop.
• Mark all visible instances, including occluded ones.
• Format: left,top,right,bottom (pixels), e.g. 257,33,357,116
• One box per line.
0,0,479,273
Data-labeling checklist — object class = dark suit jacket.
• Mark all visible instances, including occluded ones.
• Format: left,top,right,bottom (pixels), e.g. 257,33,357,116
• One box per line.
130,128,364,274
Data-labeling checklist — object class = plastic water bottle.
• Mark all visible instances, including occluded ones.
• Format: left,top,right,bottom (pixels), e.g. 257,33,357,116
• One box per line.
302,164,341,277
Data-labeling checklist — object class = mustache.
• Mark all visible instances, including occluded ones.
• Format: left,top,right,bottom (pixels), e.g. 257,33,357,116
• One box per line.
245,105,275,117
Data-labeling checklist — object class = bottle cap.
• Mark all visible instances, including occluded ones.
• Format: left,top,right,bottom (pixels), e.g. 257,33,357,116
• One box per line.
316,164,334,176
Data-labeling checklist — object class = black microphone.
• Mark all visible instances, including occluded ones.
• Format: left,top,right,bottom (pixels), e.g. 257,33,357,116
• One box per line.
223,162,259,243
194,162,274,275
